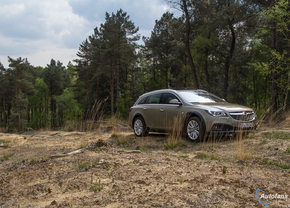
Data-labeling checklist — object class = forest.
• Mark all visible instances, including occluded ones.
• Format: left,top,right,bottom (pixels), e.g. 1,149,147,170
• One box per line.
0,0,290,132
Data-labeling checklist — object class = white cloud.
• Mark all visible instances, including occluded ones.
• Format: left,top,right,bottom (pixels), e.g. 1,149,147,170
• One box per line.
0,0,171,68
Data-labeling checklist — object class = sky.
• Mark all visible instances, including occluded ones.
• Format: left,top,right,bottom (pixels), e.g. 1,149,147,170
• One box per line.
0,0,174,68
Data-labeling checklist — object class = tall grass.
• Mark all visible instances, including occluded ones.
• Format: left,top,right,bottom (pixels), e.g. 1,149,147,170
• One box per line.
0,127,7,133
165,116,185,149
234,132,254,160
62,99,105,132
82,99,105,132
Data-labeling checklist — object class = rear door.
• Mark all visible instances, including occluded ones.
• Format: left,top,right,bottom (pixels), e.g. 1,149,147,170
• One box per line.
140,93,162,129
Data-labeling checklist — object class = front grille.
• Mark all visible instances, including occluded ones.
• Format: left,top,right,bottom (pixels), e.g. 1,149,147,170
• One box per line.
229,111,255,121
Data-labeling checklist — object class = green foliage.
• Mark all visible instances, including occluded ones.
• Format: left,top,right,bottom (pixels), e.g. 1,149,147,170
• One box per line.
56,88,82,123
260,139,267,145
2,4,290,130
263,158,290,169
1,154,14,161
164,140,185,150
92,179,103,192
196,152,209,159
42,59,65,128
178,154,189,159
28,78,49,129
222,166,227,174
77,162,90,171
7,57,36,132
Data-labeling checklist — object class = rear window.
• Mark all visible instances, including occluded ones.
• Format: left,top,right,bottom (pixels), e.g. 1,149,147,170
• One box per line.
145,93,161,104
138,96,148,104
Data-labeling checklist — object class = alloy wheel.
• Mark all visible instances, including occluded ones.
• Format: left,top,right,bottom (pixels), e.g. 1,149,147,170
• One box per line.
134,118,143,136
187,119,200,140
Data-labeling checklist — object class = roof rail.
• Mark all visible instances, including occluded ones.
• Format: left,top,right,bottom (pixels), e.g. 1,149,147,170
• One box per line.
172,88,208,92
172,88,197,90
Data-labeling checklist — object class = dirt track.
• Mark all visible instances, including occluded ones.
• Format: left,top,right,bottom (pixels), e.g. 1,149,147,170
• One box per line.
0,126,289,207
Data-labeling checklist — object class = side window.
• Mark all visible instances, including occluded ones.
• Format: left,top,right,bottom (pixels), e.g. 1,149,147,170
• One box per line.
138,96,148,104
162,93,179,104
145,93,161,104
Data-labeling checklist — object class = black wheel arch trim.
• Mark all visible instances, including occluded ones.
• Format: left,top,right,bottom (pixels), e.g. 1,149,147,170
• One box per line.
185,111,206,130
132,113,148,130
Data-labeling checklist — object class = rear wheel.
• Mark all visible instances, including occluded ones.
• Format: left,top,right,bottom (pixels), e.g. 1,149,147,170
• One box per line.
133,117,148,137
186,117,204,141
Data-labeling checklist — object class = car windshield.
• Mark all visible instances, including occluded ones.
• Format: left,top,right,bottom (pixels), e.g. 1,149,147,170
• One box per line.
178,91,225,103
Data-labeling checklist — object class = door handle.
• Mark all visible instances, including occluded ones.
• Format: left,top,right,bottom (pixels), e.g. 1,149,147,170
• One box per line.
159,109,164,112
143,107,147,110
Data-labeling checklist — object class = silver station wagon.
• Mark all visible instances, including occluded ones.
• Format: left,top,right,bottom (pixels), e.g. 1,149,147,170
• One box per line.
129,89,257,141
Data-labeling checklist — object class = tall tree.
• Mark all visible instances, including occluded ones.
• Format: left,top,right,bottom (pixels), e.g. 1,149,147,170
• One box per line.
166,0,199,88
97,9,139,118
8,57,35,131
42,59,65,128
0,63,7,127
145,12,185,88
261,0,290,112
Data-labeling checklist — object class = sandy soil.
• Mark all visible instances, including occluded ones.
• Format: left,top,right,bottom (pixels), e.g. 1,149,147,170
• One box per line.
0,125,289,208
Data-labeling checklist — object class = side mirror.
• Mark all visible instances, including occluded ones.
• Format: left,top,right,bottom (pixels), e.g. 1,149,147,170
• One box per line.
169,99,182,105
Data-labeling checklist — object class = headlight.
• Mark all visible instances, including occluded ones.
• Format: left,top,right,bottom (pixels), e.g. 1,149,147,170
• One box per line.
205,110,228,117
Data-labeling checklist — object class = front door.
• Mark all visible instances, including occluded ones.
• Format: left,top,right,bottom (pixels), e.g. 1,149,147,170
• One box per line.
159,93,184,130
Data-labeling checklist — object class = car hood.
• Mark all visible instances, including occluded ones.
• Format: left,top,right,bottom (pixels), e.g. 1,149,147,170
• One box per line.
193,102,254,112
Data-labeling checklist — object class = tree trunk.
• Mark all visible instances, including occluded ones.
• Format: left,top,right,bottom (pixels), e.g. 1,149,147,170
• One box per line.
51,96,53,128
27,104,30,123
223,22,236,100
111,62,115,117
2,80,6,127
182,0,199,89
116,36,120,119
253,73,257,109
86,64,91,107
204,49,210,91
165,66,168,88
271,0,277,114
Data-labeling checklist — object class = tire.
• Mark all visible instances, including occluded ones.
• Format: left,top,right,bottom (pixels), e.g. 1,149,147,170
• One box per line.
133,117,148,137
185,117,204,141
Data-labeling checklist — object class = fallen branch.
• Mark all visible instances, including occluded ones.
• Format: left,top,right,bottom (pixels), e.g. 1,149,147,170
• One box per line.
125,150,142,154
113,149,142,154
49,149,84,158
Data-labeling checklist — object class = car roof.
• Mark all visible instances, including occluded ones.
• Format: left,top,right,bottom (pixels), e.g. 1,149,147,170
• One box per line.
139,88,208,97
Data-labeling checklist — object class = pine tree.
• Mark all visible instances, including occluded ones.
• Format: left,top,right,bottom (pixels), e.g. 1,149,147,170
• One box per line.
97,9,140,118
41,59,65,128
8,57,35,131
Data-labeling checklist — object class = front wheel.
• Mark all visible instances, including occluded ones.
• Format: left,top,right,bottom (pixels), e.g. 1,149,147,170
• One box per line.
133,117,148,137
185,117,204,141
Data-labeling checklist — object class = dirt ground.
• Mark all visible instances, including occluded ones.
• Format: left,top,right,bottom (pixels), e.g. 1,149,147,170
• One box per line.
0,124,290,208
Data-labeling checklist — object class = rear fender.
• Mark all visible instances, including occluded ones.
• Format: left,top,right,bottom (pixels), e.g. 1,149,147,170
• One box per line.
132,113,148,130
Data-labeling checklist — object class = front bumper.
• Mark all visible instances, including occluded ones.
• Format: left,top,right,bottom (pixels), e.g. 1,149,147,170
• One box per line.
207,122,257,134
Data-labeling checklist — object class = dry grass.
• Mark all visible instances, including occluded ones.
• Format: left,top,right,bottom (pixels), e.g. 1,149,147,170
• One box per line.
58,99,106,132
283,111,290,126
0,127,7,133
39,125,51,131
104,116,130,134
81,99,105,132
165,116,185,149
234,132,254,160
1,124,290,207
